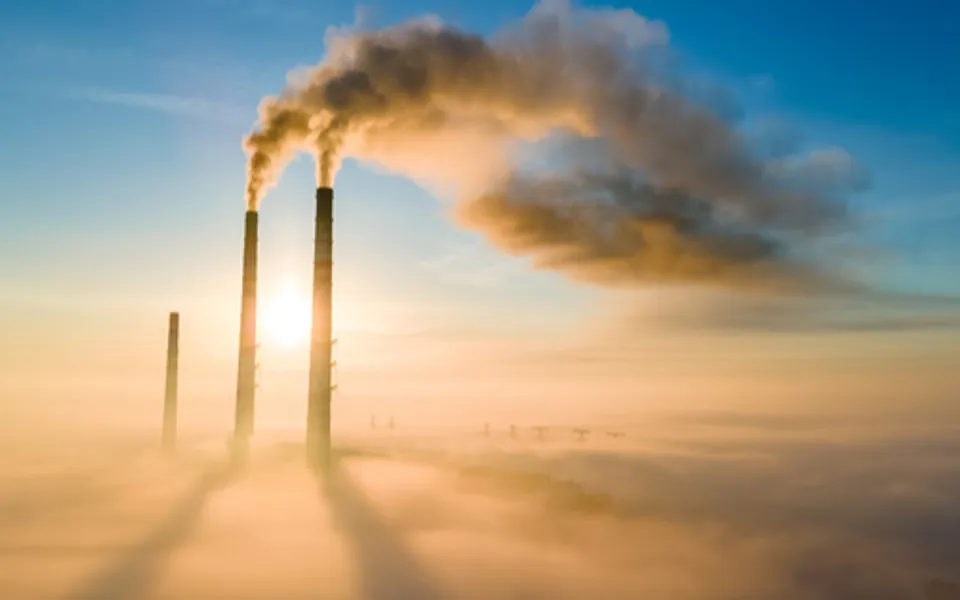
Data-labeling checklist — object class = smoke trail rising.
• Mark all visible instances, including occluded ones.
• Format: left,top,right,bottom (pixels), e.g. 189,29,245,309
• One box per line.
243,0,867,290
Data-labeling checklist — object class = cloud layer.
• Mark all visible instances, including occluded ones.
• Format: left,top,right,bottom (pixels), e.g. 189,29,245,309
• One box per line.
4,421,959,600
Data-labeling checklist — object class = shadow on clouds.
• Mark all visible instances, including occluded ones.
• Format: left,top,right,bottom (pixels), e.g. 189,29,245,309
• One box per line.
65,461,233,600
319,455,444,600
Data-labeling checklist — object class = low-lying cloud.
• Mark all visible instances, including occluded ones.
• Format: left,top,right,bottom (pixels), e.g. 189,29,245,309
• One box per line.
3,420,958,600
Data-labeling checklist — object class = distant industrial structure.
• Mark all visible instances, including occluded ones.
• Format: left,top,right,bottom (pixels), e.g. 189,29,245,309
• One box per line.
186,183,634,466
162,312,179,452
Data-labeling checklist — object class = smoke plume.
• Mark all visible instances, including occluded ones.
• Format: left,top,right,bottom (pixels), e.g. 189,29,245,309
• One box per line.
243,0,867,290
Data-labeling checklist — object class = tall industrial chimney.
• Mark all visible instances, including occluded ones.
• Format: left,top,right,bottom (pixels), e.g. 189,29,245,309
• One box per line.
307,187,333,471
162,311,179,452
234,210,259,450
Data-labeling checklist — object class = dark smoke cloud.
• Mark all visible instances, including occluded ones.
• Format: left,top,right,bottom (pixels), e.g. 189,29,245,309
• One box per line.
244,0,867,290
454,171,812,289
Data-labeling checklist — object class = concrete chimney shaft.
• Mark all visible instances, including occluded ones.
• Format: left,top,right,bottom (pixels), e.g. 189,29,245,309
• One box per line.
307,187,333,470
234,210,259,446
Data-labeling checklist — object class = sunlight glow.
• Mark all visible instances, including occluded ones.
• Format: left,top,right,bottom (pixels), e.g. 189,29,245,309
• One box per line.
262,283,312,347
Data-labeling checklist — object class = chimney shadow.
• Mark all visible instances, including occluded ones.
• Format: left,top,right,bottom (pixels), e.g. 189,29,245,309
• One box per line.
317,455,444,600
65,462,234,600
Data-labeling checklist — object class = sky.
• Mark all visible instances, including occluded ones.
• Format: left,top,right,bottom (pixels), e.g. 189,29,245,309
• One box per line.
1,0,959,435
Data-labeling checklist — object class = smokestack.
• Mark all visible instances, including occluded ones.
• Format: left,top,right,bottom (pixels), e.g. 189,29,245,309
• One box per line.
162,312,179,452
234,210,259,450
307,187,333,471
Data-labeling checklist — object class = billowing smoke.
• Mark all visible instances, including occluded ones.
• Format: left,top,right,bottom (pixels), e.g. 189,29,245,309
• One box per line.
456,171,809,290
243,0,867,290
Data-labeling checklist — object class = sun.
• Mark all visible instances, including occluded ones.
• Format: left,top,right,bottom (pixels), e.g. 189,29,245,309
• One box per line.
262,284,312,347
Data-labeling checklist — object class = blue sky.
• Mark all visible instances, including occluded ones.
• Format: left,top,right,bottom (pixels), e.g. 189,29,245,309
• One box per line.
1,0,959,420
